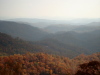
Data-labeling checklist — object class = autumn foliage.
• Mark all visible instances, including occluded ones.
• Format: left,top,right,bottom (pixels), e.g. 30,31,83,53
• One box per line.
0,52,100,75
75,61,100,75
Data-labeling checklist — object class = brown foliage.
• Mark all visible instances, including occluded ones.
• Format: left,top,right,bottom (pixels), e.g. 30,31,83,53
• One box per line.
0,52,100,75
75,61,100,75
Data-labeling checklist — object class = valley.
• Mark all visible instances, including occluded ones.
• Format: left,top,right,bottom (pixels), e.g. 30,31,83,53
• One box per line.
0,19,100,75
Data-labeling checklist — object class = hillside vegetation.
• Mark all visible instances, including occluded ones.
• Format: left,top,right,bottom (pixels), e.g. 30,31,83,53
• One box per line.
0,32,89,58
0,21,49,41
0,20,100,75
0,21,100,57
0,32,45,56
0,52,100,75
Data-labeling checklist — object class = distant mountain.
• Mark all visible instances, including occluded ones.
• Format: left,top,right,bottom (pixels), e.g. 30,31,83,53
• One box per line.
8,18,56,23
0,32,89,58
6,18,70,28
6,18,100,28
0,20,100,58
32,38,90,58
68,18,100,24
0,21,50,41
0,32,45,56
46,30,100,53
73,22,100,33
44,24,77,33
79,30,100,51
44,22,100,33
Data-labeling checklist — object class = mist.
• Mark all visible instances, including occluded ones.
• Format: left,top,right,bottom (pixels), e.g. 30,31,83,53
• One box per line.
0,0,100,74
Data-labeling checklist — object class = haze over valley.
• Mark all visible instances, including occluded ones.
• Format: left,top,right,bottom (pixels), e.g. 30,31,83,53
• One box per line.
0,0,100,75
0,20,100,58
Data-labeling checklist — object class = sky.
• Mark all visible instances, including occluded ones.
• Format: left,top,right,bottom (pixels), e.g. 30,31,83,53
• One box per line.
0,0,100,20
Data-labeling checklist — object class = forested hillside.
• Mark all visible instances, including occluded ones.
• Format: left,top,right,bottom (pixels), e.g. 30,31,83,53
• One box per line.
0,21,49,41
45,30,100,54
0,32,99,75
0,32,89,58
0,20,100,75
0,0,100,74
0,32,45,56
0,52,100,75
33,38,89,58
0,20,100,57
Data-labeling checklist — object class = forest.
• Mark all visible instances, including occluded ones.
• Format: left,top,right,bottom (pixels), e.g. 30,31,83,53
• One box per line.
0,0,100,75
0,20,100,75
0,32,100,75
0,52,100,75
0,21,100,57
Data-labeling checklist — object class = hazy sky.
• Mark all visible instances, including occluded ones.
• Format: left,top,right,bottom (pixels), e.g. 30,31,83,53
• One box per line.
0,0,100,20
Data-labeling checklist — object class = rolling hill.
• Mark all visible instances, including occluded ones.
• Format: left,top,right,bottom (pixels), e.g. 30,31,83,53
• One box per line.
0,20,100,58
45,30,100,53
0,32,89,58
0,21,50,41
0,32,45,56
32,38,90,58
44,22,100,33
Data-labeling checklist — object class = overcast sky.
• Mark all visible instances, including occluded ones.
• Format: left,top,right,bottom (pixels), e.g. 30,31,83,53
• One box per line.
0,0,100,20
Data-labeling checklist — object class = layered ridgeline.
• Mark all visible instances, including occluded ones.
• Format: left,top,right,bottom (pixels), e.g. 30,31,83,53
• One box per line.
0,52,100,75
8,18,100,28
0,20,100,57
44,22,100,33
0,32,88,58
0,32,45,56
46,30,100,53
0,20,100,75
0,21,50,41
